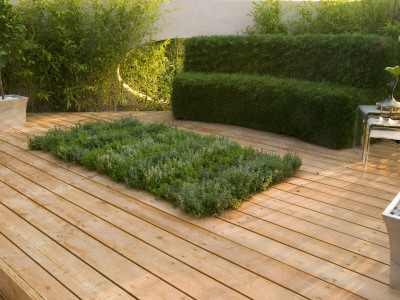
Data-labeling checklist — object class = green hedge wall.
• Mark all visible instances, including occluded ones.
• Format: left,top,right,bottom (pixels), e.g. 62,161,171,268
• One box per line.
172,72,375,149
184,34,398,90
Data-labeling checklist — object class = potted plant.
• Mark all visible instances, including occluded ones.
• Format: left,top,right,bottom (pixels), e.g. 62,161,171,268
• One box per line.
0,0,29,130
382,192,400,290
376,66,400,119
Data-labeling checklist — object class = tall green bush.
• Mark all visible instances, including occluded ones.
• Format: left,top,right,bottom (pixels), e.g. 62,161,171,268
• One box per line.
246,0,289,34
249,0,400,37
4,0,167,112
0,0,30,99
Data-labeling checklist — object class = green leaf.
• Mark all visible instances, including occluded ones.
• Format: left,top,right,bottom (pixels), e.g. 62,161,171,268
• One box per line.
385,66,400,78
0,55,6,68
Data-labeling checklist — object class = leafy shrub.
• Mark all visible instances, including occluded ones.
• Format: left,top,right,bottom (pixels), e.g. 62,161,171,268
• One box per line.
0,0,30,99
28,117,302,217
249,0,400,38
246,0,289,34
183,34,398,90
4,0,167,112
119,38,185,111
172,72,374,149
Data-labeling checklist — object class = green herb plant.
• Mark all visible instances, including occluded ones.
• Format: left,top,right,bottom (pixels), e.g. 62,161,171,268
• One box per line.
28,117,302,217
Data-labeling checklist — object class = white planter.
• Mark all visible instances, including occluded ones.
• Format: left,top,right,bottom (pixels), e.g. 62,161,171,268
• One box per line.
0,95,28,130
382,192,400,290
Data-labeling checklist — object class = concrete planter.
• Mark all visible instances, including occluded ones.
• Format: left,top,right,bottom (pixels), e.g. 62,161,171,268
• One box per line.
0,95,28,130
382,192,400,290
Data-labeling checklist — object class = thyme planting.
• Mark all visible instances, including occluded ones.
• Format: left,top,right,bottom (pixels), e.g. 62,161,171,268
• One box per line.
29,117,302,216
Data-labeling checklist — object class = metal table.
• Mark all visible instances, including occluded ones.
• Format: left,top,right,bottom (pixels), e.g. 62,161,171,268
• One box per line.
353,105,400,168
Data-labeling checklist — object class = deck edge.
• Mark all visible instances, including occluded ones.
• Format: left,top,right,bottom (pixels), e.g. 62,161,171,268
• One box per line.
0,258,41,300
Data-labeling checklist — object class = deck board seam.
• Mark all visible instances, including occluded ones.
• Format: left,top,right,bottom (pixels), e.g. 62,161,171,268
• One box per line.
244,198,389,247
271,185,385,219
217,212,390,284
250,192,387,235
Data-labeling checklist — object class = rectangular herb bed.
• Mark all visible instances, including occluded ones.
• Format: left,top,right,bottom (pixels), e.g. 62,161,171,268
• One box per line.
28,117,302,217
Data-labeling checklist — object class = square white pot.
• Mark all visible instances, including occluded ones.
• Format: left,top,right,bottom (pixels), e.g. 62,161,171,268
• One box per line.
382,192,400,290
0,95,28,130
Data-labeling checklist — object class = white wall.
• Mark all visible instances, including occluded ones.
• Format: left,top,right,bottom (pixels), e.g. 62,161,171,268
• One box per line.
153,0,256,40
153,0,310,41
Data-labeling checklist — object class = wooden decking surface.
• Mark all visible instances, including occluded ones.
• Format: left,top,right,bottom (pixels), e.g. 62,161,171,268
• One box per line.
0,111,399,300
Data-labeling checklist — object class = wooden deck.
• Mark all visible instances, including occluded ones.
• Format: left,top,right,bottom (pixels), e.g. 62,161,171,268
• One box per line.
0,111,399,300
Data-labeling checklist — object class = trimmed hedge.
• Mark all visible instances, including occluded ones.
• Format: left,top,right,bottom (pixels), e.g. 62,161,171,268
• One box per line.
184,34,398,90
172,34,400,148
172,72,374,149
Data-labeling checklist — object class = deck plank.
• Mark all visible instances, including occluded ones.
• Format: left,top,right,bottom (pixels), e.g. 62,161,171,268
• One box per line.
223,206,389,274
1,111,400,299
0,195,134,300
262,187,386,232
0,233,78,300
273,182,385,218
250,193,388,246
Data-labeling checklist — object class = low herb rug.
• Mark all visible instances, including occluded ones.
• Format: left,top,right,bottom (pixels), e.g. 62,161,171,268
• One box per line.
28,117,302,217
